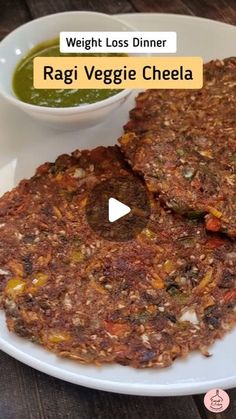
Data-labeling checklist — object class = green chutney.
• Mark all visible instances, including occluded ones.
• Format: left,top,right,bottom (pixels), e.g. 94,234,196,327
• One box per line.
13,38,124,107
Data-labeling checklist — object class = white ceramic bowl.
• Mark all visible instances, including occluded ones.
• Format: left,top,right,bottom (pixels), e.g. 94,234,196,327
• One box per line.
0,11,135,130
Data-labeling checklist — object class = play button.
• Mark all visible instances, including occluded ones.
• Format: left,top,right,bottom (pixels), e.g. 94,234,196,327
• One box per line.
86,175,150,242
108,198,131,222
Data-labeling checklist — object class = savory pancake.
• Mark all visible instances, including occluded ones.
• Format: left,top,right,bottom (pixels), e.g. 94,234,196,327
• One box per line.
0,146,235,368
120,58,236,238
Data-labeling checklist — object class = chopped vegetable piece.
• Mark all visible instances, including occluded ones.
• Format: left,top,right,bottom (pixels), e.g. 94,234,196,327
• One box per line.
230,152,236,161
163,260,175,274
205,215,221,232
32,273,48,287
144,228,156,239
71,250,84,263
223,290,236,303
53,206,62,219
90,280,107,294
48,332,71,343
183,167,196,180
5,278,26,297
179,309,199,324
198,268,213,290
202,295,215,309
186,210,204,219
207,207,222,219
198,150,213,159
105,322,130,336
176,148,185,156
152,275,165,289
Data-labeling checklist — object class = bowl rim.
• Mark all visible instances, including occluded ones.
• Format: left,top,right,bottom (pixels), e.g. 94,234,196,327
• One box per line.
0,11,136,114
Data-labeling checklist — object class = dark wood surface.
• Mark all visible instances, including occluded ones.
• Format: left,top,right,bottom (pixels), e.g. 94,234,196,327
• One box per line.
0,1,236,418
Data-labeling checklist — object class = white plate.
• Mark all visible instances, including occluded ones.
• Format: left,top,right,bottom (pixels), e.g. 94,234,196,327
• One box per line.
0,13,236,396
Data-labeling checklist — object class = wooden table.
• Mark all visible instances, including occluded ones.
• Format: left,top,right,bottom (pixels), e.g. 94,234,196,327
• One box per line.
0,1,236,418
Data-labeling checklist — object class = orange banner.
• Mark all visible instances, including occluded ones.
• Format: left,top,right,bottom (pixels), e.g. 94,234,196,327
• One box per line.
34,56,203,89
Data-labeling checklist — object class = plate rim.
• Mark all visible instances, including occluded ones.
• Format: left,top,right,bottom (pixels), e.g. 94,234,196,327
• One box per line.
1,334,236,396
118,11,236,30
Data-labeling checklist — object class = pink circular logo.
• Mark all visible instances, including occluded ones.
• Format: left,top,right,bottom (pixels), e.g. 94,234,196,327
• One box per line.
204,389,230,413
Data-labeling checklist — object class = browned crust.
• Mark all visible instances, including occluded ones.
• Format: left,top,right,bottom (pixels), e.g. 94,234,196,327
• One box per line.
120,58,236,238
0,146,235,368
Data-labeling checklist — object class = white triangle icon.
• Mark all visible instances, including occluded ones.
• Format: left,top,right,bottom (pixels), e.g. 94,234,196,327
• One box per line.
108,198,131,223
